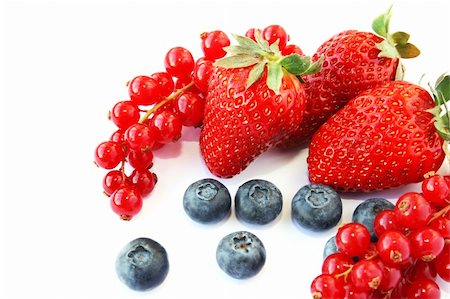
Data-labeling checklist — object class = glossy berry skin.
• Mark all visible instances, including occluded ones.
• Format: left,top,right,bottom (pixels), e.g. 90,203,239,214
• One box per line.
235,179,282,225
216,231,266,279
110,186,143,220
192,58,213,93
376,230,411,267
110,101,140,130
281,44,304,56
409,227,444,262
291,184,342,231
373,209,400,239
422,173,450,207
321,253,354,283
128,75,162,106
127,149,153,170
129,169,156,197
176,91,205,127
310,273,345,299
434,243,450,282
352,198,394,241
406,278,441,299
335,222,371,257
94,141,123,169
150,111,183,144
308,81,445,192
103,170,125,195
350,259,384,292
200,67,306,178
200,30,230,61
164,47,194,79
149,72,174,97
278,30,400,148
262,25,289,50
394,192,433,230
183,178,231,224
115,237,169,291
124,123,157,152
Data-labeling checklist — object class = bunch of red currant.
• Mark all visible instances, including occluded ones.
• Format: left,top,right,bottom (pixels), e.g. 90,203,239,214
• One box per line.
311,173,450,299
94,30,231,220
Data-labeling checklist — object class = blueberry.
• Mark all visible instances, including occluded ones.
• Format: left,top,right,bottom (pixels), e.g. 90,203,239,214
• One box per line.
115,237,169,291
323,235,339,259
291,184,342,231
235,179,282,225
183,178,231,224
216,231,266,279
352,198,394,241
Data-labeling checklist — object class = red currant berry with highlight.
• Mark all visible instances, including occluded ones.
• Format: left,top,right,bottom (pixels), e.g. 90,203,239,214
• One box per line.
128,75,162,105
429,214,450,239
110,186,143,221
110,101,140,130
406,278,441,299
310,273,345,299
193,58,213,93
150,72,175,97
394,192,433,230
129,169,156,197
281,44,304,56
151,111,183,144
110,129,125,144
373,209,400,238
350,259,384,292
164,47,195,79
376,230,411,267
127,149,153,170
344,284,371,299
376,259,402,292
124,123,157,152
245,28,259,41
176,91,205,127
336,222,371,257
422,173,450,207
410,227,444,262
102,170,126,196
409,259,437,281
200,30,230,61
262,24,289,50
94,141,124,169
321,253,354,283
433,243,450,282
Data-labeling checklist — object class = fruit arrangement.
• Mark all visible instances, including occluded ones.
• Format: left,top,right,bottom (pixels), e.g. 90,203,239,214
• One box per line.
93,5,450,298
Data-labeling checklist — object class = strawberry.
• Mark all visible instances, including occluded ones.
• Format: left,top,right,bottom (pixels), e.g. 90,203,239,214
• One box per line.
199,29,321,178
278,6,420,148
307,74,450,192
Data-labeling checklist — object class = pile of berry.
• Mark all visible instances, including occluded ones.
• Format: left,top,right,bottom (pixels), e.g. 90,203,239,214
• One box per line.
311,173,450,298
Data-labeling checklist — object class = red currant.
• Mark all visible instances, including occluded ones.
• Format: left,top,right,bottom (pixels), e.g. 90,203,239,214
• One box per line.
428,214,450,239
110,186,143,220
110,101,140,129
344,284,371,299
410,227,444,262
127,148,153,170
375,259,402,292
406,278,441,299
245,28,259,41
310,273,345,299
422,173,450,207
321,252,354,283
281,44,304,56
150,111,183,144
350,259,384,292
129,169,157,197
336,222,371,257
262,24,289,50
176,91,205,127
200,30,230,61
373,209,400,238
409,259,437,281
124,123,157,152
102,170,126,196
394,192,433,230
192,58,213,93
94,141,123,169
164,47,194,79
376,230,411,267
128,75,162,105
433,243,450,282
110,129,125,144
149,72,175,97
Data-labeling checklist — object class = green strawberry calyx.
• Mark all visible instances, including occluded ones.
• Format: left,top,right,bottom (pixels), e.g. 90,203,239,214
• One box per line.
213,30,323,94
428,73,450,157
372,5,420,60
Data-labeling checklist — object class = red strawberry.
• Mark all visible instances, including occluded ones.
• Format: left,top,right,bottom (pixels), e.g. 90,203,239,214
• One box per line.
307,75,450,192
199,29,321,178
279,6,420,148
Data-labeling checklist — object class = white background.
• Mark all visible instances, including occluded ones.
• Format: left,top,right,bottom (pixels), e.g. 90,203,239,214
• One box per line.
2,0,450,298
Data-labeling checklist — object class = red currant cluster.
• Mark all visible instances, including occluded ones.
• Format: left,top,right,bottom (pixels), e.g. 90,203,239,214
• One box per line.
94,30,231,220
311,173,450,299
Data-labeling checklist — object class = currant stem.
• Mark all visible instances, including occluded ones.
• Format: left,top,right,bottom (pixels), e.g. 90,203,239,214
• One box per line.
427,203,450,225
138,81,195,123
333,264,353,283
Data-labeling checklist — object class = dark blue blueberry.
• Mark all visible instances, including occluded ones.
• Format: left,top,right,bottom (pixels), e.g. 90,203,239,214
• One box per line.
291,184,342,231
115,237,169,291
235,179,282,225
216,231,266,279
183,178,231,224
323,236,339,259
352,198,394,242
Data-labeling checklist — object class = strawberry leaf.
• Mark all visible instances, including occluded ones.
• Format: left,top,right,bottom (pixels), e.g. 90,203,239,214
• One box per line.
214,54,260,68
280,54,309,75
246,61,266,89
391,31,410,45
231,34,262,52
372,5,392,38
254,29,272,52
223,45,261,56
376,40,400,58
395,43,420,59
435,73,450,101
303,56,324,75
267,62,283,94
